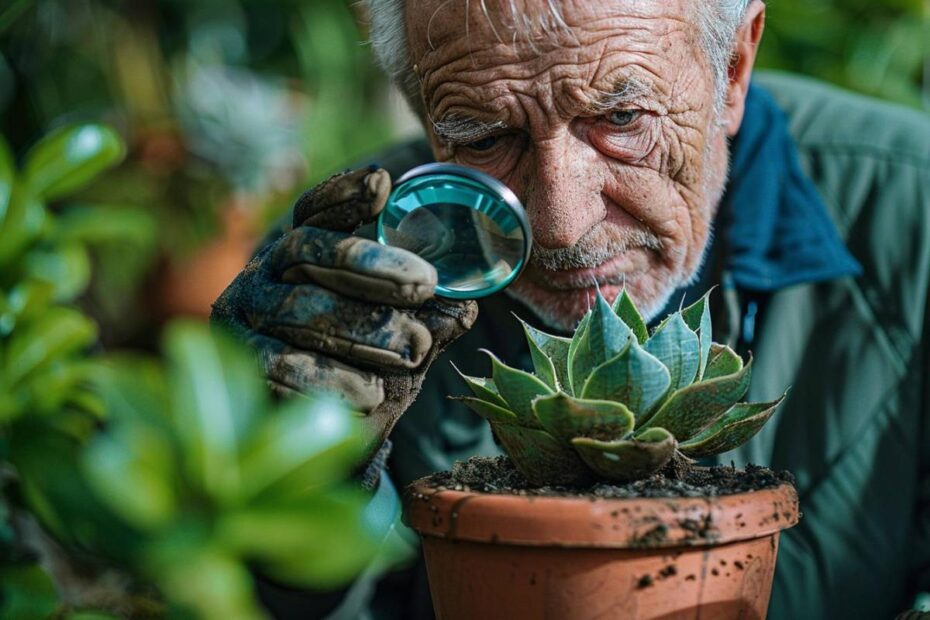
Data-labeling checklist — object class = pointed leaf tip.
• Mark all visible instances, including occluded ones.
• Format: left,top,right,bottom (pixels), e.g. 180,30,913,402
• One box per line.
482,349,553,427
612,289,648,345
451,362,508,408
679,392,785,457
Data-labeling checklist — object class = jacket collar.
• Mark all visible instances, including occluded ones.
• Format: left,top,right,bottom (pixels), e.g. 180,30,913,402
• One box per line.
715,81,862,292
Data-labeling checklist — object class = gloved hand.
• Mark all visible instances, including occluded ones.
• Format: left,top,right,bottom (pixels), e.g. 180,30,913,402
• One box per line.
211,167,478,449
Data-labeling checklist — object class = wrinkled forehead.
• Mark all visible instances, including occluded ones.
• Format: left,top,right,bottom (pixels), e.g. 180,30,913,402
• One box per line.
407,0,700,113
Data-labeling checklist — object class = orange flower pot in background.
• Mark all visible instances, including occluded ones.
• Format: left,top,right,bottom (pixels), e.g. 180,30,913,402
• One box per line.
405,480,799,620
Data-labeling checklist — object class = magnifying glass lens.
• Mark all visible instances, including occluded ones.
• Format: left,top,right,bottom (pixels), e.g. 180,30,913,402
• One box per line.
377,166,531,299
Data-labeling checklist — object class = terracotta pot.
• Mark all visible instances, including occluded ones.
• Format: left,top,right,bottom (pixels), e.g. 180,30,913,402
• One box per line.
405,481,799,620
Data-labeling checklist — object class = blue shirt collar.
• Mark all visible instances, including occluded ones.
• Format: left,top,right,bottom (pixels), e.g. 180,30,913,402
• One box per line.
717,82,862,292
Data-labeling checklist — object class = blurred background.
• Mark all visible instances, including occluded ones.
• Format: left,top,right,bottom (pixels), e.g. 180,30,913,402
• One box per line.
0,0,927,349
0,1,926,618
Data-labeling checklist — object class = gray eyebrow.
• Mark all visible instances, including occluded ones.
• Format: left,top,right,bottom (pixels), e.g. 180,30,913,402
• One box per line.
431,115,507,145
589,77,652,112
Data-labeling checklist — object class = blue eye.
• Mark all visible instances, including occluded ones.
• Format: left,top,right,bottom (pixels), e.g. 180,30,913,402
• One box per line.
466,136,499,151
608,110,641,127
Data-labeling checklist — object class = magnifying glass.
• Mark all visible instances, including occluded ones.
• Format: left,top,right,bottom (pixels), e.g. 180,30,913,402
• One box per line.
377,163,532,300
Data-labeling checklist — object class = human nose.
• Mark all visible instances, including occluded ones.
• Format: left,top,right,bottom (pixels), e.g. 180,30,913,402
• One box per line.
523,136,606,249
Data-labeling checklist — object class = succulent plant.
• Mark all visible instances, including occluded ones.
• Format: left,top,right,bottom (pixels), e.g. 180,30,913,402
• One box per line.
454,290,785,486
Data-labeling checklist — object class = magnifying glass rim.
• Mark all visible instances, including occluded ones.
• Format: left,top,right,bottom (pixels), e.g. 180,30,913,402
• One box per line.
378,163,533,300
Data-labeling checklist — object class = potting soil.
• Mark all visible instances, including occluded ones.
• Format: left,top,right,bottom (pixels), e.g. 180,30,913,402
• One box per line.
425,455,794,499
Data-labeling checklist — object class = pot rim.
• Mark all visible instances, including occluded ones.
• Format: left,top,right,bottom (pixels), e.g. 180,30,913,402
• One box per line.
405,481,799,550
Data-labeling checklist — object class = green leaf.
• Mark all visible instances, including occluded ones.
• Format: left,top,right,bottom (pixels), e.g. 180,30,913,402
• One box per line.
164,322,268,504
451,363,508,407
2,307,97,387
52,203,157,246
150,548,265,620
92,355,171,431
568,293,636,398
24,242,91,302
703,344,743,380
571,427,677,482
640,356,754,441
682,292,713,380
645,312,700,391
581,341,671,419
0,135,13,221
22,359,99,418
82,424,178,530
514,319,557,389
23,124,125,202
218,491,378,590
586,292,633,367
491,422,589,486
612,289,648,344
1,280,55,331
238,394,368,502
483,350,553,427
0,188,46,269
679,394,786,458
566,310,591,395
452,396,519,424
517,318,572,390
533,392,634,443
0,564,61,620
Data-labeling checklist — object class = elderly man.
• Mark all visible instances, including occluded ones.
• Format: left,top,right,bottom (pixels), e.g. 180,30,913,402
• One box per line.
213,0,930,618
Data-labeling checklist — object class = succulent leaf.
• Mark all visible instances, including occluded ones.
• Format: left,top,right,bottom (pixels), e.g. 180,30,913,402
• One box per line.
611,289,648,344
452,396,519,424
588,293,633,364
532,392,635,444
581,341,671,419
492,423,589,486
679,394,785,458
571,427,677,482
516,318,566,390
703,344,743,381
640,356,754,440
566,311,592,394
451,363,508,408
682,292,713,380
569,295,633,393
483,350,553,428
644,312,700,391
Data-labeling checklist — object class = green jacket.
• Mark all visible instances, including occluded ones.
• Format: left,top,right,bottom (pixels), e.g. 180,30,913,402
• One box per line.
268,72,930,620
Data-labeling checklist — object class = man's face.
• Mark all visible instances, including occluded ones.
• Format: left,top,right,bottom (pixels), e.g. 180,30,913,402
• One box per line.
408,0,731,331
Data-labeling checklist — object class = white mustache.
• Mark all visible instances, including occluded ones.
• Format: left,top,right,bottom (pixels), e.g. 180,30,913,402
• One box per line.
530,223,662,271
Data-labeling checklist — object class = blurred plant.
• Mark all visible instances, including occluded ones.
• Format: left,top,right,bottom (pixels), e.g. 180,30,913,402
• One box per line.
758,0,929,109
0,0,408,338
455,291,786,486
0,124,393,619
0,123,131,425
6,323,382,619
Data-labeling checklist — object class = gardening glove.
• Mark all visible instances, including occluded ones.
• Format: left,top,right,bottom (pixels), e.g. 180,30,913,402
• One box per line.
211,167,478,452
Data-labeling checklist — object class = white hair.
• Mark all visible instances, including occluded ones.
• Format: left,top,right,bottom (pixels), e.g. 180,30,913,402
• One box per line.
366,0,754,116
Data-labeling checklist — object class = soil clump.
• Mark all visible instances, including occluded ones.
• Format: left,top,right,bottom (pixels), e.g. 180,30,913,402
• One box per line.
424,455,793,499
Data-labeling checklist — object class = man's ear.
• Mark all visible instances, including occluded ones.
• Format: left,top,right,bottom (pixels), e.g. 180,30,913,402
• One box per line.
724,0,766,137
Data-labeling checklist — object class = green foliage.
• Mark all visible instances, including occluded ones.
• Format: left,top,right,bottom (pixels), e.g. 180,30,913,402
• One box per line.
3,323,387,620
0,125,389,619
758,0,929,109
455,291,785,486
34,323,378,619
0,124,129,425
